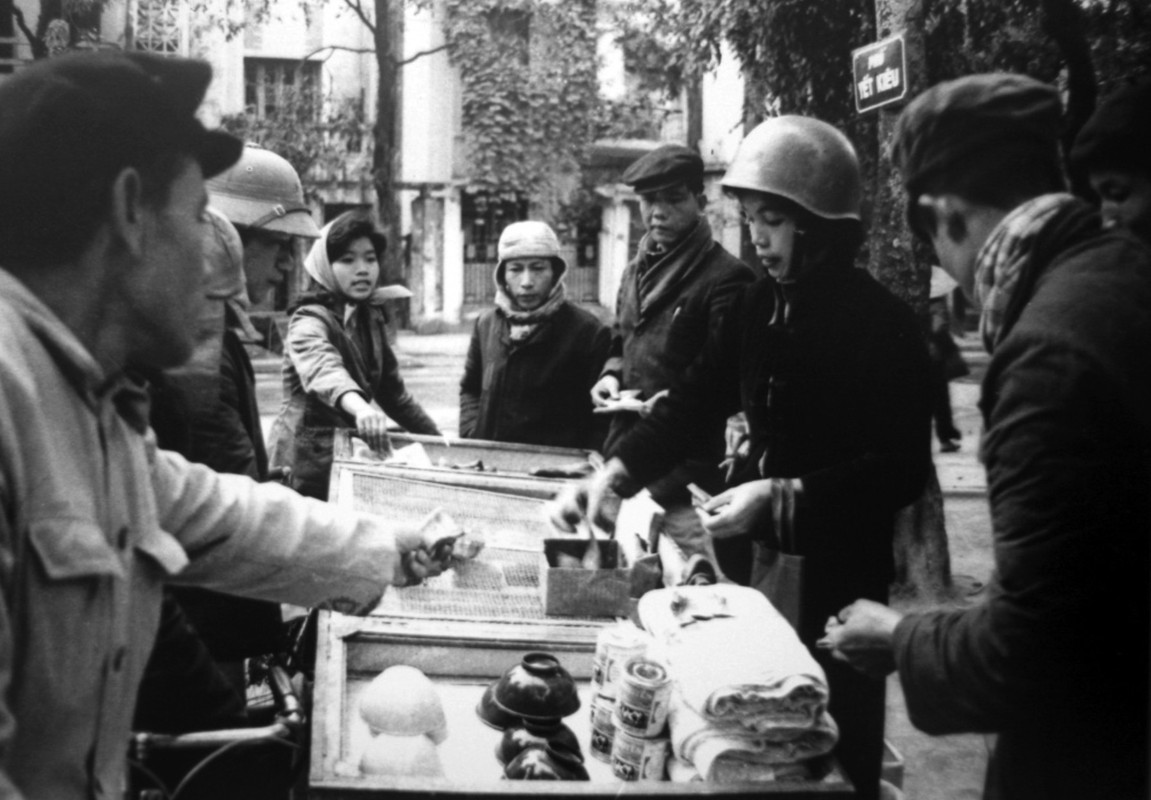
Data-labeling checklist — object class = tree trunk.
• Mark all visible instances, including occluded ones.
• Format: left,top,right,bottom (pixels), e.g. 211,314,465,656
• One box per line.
870,0,954,602
1041,0,1097,197
373,0,406,332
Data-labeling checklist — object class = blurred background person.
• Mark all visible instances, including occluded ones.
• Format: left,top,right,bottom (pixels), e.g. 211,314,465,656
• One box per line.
459,220,610,451
1070,78,1151,243
927,265,967,453
268,210,440,500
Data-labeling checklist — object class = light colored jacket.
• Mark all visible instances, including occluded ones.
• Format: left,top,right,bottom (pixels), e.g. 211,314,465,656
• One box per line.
0,269,405,799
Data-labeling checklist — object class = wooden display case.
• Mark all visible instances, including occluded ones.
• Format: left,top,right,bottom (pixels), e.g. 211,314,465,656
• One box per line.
310,462,854,798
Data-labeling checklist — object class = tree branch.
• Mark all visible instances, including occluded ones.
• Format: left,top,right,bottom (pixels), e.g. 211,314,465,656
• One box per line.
296,42,453,68
342,0,376,36
11,6,46,59
397,42,452,66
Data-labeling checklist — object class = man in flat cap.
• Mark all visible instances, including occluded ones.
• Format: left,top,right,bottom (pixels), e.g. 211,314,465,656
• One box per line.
0,51,451,799
591,144,754,578
821,73,1151,799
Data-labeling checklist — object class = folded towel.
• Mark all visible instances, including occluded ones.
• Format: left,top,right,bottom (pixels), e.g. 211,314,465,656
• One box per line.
669,685,838,779
638,585,828,730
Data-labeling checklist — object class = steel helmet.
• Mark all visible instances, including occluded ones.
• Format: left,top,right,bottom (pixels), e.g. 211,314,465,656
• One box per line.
206,144,321,238
722,116,862,221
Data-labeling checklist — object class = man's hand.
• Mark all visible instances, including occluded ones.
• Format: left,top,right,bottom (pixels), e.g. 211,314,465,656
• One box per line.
700,479,773,540
590,374,621,408
353,406,391,452
816,599,904,679
639,389,669,419
398,549,437,587
547,457,629,534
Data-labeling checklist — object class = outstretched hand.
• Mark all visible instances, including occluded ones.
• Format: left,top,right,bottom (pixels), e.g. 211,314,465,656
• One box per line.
700,479,773,540
816,599,903,679
546,458,629,535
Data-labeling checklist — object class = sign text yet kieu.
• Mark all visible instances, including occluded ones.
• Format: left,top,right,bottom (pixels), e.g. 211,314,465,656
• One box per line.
852,33,908,113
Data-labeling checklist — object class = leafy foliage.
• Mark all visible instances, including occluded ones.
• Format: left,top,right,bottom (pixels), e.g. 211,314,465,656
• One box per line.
443,0,600,203
219,92,375,202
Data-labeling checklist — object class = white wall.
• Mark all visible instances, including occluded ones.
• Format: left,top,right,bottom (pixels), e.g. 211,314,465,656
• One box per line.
401,0,456,186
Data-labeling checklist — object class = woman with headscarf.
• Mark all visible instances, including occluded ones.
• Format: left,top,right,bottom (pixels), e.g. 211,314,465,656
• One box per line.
268,210,440,500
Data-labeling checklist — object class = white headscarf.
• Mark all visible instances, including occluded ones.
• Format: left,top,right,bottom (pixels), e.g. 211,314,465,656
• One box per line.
303,220,340,294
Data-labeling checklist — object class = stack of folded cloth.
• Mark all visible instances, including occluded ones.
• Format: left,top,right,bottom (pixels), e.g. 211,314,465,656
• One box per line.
637,584,837,783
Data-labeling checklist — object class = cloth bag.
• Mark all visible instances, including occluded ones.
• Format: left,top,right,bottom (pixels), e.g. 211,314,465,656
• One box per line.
750,479,805,630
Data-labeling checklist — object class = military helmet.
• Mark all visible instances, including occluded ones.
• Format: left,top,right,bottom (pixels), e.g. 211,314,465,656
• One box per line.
722,116,862,221
206,144,320,238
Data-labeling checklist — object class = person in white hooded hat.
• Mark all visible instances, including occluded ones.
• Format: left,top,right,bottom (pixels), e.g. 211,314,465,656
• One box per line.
268,209,440,500
459,220,610,451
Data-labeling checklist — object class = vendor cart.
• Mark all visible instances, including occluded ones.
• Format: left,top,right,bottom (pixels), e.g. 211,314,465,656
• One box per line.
310,461,854,798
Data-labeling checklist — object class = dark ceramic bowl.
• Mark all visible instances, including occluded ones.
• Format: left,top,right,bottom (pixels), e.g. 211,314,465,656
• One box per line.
496,721,583,766
475,681,523,731
491,653,581,722
504,744,590,781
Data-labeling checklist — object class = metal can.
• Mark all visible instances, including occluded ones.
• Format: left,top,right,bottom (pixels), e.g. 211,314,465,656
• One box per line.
593,623,648,699
614,657,671,738
610,723,669,781
589,694,616,763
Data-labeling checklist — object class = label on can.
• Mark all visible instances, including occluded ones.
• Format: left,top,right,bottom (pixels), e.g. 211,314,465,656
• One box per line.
589,695,616,763
610,723,669,781
594,623,648,699
615,657,671,737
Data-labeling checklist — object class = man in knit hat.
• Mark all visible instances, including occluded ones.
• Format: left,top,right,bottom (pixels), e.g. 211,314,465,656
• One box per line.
1071,78,1151,243
460,220,610,450
591,144,755,578
820,73,1151,799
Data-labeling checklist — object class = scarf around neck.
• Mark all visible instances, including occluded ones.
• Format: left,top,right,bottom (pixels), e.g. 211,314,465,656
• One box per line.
494,280,567,343
975,192,1077,352
635,217,714,318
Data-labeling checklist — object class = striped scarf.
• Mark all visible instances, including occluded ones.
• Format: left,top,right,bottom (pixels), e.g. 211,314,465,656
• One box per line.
975,192,1077,352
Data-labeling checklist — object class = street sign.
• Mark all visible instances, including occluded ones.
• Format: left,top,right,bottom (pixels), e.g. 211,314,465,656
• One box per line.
852,33,908,113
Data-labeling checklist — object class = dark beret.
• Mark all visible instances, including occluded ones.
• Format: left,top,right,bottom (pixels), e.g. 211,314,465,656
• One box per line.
0,50,242,188
1070,79,1151,174
892,73,1063,196
622,144,704,193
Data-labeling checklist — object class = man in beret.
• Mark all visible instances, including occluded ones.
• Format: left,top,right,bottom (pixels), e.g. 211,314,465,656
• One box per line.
0,51,448,799
1071,78,1151,243
820,73,1151,799
591,144,755,578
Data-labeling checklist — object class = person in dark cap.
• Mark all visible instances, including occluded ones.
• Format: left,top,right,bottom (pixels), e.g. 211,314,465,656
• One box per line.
590,143,755,579
821,73,1151,800
1071,78,1151,243
0,51,453,799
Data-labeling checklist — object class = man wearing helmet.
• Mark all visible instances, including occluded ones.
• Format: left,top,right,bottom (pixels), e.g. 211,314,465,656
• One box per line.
207,143,323,308
553,117,932,800
591,144,755,579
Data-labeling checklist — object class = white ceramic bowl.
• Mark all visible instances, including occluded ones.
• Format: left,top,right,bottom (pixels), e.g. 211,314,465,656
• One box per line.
359,665,448,740
360,732,445,777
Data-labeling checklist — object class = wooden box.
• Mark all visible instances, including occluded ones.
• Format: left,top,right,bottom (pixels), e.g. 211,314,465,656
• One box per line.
539,539,632,618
